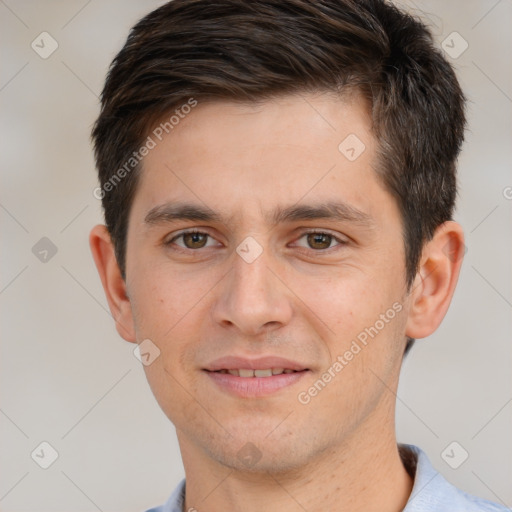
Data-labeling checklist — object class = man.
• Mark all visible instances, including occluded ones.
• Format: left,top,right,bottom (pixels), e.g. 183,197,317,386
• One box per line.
89,1,507,511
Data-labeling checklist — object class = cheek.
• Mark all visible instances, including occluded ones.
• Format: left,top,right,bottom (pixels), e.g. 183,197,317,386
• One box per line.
297,275,386,337
128,263,217,338
297,267,407,370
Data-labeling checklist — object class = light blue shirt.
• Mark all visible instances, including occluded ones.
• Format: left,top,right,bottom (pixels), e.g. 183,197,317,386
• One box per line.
145,444,509,512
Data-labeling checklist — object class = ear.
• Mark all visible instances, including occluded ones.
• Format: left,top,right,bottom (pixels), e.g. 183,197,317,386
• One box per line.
89,224,137,343
405,221,465,339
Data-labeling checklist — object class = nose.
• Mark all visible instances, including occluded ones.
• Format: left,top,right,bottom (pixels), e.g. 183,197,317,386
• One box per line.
211,241,293,337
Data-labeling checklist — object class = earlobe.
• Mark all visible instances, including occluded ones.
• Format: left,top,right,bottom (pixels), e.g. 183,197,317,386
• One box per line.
89,224,137,343
405,221,465,340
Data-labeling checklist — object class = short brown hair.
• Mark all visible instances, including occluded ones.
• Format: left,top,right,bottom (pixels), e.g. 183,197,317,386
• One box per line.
92,0,466,302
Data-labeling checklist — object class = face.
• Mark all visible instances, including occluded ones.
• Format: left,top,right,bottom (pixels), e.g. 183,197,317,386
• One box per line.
124,92,412,472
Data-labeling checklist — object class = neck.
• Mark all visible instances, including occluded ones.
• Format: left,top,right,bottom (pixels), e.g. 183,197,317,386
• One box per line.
178,419,413,512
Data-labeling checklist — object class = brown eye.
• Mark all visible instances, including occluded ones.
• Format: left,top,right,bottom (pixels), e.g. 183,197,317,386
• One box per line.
306,232,333,250
167,230,216,250
182,232,209,249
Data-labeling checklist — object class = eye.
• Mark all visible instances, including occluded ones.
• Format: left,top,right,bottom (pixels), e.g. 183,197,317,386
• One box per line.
167,230,218,250
294,230,347,251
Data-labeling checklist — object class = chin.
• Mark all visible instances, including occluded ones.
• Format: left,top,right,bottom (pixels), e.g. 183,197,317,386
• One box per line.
197,420,324,475
211,443,310,475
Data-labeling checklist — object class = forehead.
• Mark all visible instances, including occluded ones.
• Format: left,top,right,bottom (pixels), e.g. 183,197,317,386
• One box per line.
130,92,391,226
155,91,373,157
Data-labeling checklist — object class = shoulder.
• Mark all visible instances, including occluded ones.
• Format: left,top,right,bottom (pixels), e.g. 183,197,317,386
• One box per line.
401,444,509,512
143,478,186,512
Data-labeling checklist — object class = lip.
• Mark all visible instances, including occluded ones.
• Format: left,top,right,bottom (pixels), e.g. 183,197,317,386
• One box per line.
205,370,309,398
205,355,307,372
203,355,310,398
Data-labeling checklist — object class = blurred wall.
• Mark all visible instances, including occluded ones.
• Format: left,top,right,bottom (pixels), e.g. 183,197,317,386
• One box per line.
1,1,511,510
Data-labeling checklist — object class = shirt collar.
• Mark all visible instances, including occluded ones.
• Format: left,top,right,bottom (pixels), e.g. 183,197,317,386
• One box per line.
151,444,505,512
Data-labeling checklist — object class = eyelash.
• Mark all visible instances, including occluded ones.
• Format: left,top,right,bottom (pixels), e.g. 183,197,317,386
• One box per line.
165,229,348,253
166,230,218,251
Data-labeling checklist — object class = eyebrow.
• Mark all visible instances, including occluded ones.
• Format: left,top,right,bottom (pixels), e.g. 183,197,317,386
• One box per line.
145,202,224,224
270,202,374,227
144,200,374,228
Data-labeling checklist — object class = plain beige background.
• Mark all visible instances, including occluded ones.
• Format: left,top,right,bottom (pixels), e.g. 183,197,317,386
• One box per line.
1,1,511,511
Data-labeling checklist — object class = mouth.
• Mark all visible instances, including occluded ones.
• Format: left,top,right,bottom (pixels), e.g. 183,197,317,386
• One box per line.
203,356,310,397
210,368,301,377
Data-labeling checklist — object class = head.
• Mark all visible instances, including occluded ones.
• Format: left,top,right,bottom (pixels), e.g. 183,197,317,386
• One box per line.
90,0,466,473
